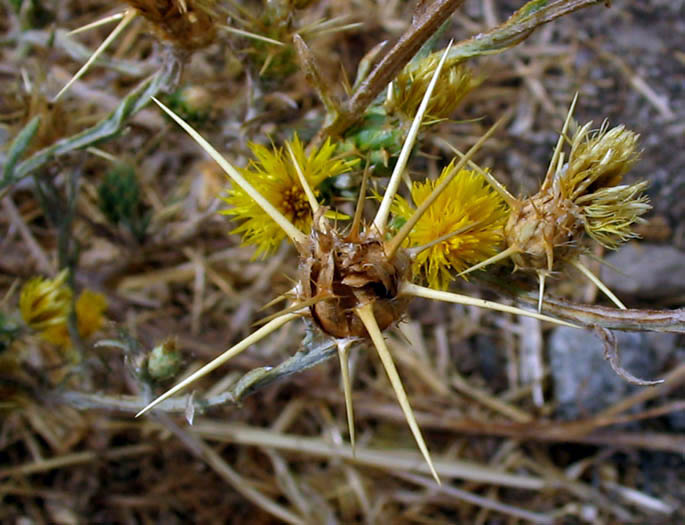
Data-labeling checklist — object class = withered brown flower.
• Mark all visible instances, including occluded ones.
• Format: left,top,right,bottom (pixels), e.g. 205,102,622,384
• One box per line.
122,0,219,50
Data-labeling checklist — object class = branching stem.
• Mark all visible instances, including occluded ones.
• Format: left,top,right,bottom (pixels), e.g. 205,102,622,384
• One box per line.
136,312,300,417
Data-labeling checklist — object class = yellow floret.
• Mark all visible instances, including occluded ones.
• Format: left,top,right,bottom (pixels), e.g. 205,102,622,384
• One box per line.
221,134,355,256
391,164,508,290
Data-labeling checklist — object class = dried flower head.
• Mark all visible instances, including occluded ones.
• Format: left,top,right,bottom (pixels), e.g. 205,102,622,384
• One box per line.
123,0,218,50
221,134,355,257
562,122,648,249
504,118,648,272
19,270,72,332
298,211,411,339
391,164,508,290
452,97,652,311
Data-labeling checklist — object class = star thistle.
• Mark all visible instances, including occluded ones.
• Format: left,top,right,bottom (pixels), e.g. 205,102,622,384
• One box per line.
142,50,580,485
391,164,508,290
221,134,356,257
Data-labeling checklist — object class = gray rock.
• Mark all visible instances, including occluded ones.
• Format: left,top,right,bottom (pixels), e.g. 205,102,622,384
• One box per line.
600,243,685,300
549,327,667,420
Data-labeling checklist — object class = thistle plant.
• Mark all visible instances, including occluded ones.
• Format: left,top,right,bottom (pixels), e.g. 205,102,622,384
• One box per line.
136,49,580,483
3,1,682,520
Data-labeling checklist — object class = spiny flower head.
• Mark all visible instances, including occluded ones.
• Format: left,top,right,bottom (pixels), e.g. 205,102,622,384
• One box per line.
39,290,108,348
388,54,478,122
504,118,649,272
221,134,355,257
20,270,72,332
142,77,581,483
391,163,508,290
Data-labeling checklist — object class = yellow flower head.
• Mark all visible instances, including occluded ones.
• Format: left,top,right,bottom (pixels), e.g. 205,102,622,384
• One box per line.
19,270,72,332
391,163,508,290
39,289,108,348
221,134,355,257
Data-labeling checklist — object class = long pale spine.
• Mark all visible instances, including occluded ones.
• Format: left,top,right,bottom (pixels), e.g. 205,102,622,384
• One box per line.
153,99,307,246
373,43,453,234
356,303,441,484
136,313,299,417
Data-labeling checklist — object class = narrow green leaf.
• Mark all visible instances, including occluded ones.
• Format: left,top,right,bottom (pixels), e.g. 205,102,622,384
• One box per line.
2,116,41,181
1,71,168,192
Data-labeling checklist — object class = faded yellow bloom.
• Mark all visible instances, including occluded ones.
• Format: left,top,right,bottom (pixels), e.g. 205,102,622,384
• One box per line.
221,134,356,256
561,122,640,201
504,119,650,271
580,182,650,248
19,270,72,332
39,290,108,348
388,54,479,121
391,164,508,290
563,122,649,249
